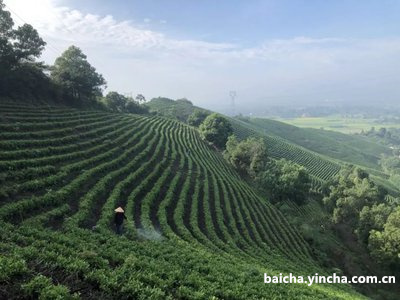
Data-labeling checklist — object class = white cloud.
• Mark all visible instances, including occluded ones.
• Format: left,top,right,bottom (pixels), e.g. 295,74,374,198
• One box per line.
4,0,400,111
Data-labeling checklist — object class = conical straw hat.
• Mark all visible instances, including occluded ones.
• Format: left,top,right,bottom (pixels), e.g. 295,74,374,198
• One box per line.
114,207,124,213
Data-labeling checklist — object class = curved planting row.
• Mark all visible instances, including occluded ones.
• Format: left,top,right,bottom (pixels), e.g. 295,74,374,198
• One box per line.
0,105,315,271
0,104,367,299
230,118,341,183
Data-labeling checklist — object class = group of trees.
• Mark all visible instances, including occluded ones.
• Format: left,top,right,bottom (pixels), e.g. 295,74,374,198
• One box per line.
0,0,49,99
1,1,102,103
224,136,311,205
369,206,400,269
323,166,399,269
187,109,209,127
101,91,148,114
0,2,148,114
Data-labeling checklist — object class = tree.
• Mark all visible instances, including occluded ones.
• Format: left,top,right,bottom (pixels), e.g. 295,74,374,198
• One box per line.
0,0,46,97
102,91,148,114
135,94,146,103
224,136,267,176
199,113,233,149
323,166,381,228
369,206,400,269
278,159,311,204
126,98,149,114
0,1,45,70
104,91,127,112
51,46,106,101
187,110,209,127
256,159,310,205
223,136,310,204
357,203,393,244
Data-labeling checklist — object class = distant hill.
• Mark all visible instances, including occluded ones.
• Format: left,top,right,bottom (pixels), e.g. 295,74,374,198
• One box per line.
230,117,399,195
247,118,390,170
146,97,210,122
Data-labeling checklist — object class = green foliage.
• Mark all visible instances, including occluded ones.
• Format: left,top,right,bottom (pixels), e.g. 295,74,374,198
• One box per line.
102,91,149,114
22,275,78,300
0,103,371,299
104,91,127,112
357,203,393,244
146,97,210,123
176,98,193,105
0,1,48,99
187,109,209,127
321,165,400,271
243,118,390,172
126,99,149,114
199,113,233,149
0,255,28,282
229,117,342,184
22,275,52,296
135,94,146,103
0,2,45,70
224,135,311,204
51,45,106,102
380,155,400,175
224,136,267,176
369,207,400,268
257,159,311,205
361,126,400,147
323,166,382,227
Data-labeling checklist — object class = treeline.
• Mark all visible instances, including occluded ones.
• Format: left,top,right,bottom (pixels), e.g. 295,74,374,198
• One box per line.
323,166,400,272
359,127,400,150
0,1,148,114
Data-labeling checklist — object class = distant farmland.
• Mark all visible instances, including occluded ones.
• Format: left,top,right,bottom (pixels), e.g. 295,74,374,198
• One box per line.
276,115,400,134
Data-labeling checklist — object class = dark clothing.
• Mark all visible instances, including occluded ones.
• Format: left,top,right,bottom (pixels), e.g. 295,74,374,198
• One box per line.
114,212,127,234
114,212,126,225
116,223,123,234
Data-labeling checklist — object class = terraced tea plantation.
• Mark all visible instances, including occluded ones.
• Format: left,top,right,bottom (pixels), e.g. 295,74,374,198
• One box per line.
230,118,342,184
0,103,364,299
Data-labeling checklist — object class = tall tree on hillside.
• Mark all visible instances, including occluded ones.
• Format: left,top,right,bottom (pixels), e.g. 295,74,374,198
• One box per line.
224,136,267,176
104,91,127,112
51,46,106,102
187,109,209,127
256,159,311,204
323,166,382,228
135,94,146,103
0,0,45,69
0,0,47,97
199,113,233,149
369,206,400,269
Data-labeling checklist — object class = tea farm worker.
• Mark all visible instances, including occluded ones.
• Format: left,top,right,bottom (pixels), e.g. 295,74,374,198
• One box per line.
114,207,127,234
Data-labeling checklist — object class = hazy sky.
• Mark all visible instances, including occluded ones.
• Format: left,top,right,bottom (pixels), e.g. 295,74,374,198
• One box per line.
4,0,400,112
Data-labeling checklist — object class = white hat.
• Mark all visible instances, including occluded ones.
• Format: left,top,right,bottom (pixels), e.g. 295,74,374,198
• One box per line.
114,207,124,213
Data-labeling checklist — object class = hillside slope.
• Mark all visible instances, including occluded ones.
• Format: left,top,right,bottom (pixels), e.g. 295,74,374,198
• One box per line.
230,118,342,185
232,118,399,195
248,118,390,171
0,102,365,299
